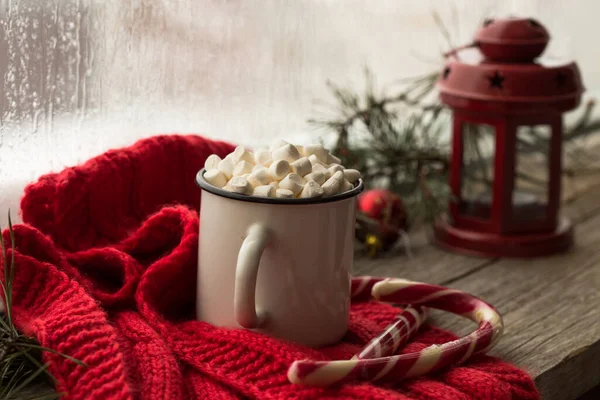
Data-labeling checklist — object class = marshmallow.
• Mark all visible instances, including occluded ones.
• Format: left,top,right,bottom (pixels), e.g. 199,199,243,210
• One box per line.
204,139,357,199
327,153,342,165
233,160,254,177
204,169,227,188
290,157,312,177
308,154,327,167
343,169,361,184
304,170,327,185
268,159,290,180
269,139,289,151
341,179,354,192
275,188,295,199
291,173,306,184
304,144,329,164
321,171,344,196
322,178,341,196
279,173,305,196
247,169,272,187
253,185,275,197
253,164,268,172
254,148,273,167
232,146,255,164
217,158,235,179
312,163,331,178
328,164,344,175
230,176,253,195
272,144,301,163
204,154,222,170
330,170,345,181
298,180,324,199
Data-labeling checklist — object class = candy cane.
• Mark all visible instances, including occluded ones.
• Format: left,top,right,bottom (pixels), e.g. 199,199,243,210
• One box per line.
351,276,428,359
350,275,384,301
355,305,428,360
288,277,503,387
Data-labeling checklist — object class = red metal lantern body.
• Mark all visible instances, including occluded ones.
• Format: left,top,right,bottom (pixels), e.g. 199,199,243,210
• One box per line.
435,17,584,258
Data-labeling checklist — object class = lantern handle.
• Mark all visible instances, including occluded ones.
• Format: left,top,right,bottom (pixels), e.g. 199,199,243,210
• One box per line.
443,42,477,60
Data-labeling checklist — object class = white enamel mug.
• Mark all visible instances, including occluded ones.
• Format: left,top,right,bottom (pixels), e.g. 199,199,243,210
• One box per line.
196,169,364,347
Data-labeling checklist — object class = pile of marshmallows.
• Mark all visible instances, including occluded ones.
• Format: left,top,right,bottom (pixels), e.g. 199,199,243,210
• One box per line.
203,140,361,199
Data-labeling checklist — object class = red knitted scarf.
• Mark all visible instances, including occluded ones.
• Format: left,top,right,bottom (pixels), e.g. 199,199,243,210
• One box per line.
2,135,538,399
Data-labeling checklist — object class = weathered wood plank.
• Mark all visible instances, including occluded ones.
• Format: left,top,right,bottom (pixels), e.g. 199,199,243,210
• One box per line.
563,182,600,223
351,179,600,286
431,211,600,400
358,182,600,400
426,185,600,400
353,230,494,285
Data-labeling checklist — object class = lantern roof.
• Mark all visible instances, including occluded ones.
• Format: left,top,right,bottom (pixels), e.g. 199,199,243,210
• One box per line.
437,17,584,113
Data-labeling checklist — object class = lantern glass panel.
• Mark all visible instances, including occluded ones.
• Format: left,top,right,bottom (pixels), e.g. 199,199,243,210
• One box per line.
460,122,495,220
512,125,551,222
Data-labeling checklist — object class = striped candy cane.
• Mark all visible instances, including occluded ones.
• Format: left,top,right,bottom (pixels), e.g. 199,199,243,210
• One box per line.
350,275,385,301
351,276,428,359
355,305,428,360
288,277,503,387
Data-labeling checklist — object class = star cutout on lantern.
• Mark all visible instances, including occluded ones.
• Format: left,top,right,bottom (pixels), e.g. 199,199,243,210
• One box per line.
555,72,568,88
487,71,505,89
443,67,451,80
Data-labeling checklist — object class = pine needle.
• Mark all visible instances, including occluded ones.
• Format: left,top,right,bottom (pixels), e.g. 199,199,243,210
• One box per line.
15,343,86,367
310,14,600,239
0,211,86,399
7,364,49,398
311,68,600,232
23,392,64,400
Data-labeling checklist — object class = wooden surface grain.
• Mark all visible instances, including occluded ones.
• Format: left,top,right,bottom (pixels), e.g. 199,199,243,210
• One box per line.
354,184,600,400
353,230,494,285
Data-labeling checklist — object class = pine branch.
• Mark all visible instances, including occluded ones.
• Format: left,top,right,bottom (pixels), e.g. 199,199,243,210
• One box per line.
311,67,600,228
309,70,441,131
565,100,596,140
0,211,85,399
310,10,600,231
310,68,452,224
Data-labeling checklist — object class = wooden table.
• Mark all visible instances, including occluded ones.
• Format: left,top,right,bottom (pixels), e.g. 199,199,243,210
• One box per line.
354,182,600,400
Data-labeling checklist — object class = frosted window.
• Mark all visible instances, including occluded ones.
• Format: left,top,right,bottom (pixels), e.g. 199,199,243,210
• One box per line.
0,0,595,226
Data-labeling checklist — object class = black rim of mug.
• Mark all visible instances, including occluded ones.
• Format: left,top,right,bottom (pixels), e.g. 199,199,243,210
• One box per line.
196,168,364,205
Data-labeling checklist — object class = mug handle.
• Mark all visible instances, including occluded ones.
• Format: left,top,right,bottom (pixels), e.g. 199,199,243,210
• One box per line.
235,223,270,329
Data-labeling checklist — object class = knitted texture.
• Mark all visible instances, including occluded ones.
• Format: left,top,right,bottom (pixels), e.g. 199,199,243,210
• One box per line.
0,134,539,399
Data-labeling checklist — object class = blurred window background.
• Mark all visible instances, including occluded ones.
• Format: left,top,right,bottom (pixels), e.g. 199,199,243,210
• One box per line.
1,0,598,224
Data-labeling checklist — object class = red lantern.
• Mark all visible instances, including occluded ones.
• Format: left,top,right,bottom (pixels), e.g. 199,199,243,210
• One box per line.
435,17,584,258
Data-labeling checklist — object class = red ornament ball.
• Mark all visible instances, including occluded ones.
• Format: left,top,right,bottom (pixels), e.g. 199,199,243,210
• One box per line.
356,189,407,253
358,189,406,229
